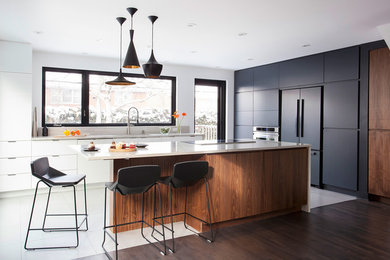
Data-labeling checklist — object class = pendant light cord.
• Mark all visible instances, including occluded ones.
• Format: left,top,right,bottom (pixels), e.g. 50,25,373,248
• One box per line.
152,22,154,50
119,23,123,72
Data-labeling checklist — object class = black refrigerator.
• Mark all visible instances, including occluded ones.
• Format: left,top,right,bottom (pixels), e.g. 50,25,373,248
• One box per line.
281,87,322,186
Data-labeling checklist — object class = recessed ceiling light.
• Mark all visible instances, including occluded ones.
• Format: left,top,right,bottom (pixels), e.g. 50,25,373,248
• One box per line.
238,32,248,37
302,44,311,47
247,58,254,61
191,50,198,53
187,23,197,27
33,31,43,35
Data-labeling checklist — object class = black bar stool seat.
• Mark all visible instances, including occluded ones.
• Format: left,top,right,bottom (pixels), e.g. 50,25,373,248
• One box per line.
154,160,214,253
102,165,167,260
25,157,88,250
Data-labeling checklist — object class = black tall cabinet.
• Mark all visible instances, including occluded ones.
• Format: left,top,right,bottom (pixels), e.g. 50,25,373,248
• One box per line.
281,87,322,185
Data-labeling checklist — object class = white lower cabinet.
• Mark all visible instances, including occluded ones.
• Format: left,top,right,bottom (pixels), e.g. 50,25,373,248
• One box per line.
0,173,31,192
0,141,32,192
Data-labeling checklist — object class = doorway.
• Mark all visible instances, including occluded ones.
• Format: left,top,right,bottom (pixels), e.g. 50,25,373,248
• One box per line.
194,79,226,140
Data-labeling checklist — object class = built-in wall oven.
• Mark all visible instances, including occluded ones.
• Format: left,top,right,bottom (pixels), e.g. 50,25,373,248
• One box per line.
253,126,279,141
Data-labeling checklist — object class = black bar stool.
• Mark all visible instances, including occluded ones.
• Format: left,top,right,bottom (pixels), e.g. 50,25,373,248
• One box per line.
102,165,167,259
25,157,88,250
154,160,214,253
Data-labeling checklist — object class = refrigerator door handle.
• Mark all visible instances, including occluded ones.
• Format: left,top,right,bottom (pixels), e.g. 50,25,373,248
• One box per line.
301,99,304,137
296,99,300,137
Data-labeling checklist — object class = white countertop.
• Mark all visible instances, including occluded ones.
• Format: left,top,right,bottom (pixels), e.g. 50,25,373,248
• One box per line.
32,133,203,141
74,140,310,161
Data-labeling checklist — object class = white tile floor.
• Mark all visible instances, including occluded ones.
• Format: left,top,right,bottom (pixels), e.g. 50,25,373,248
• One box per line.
0,185,356,260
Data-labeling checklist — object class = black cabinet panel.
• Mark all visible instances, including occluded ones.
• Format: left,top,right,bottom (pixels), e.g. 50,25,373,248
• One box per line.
324,81,359,129
253,111,278,126
234,125,253,139
279,54,324,87
323,129,358,191
324,46,359,82
235,69,254,92
235,92,253,112
235,111,253,126
253,89,279,110
300,87,321,150
311,150,320,186
281,89,300,143
253,63,279,91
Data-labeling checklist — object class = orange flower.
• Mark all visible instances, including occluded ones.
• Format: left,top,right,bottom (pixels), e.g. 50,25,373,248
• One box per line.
173,111,177,115
182,112,187,116
172,114,179,118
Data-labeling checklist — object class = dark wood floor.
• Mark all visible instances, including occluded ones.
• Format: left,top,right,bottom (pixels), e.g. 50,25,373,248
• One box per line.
77,199,390,260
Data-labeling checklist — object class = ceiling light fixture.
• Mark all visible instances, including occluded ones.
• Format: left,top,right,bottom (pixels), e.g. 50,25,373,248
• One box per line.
187,23,197,27
123,7,140,68
238,32,248,37
106,17,135,85
302,44,311,47
143,16,163,78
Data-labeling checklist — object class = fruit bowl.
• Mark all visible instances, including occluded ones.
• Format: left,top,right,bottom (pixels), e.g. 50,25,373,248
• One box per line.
160,127,171,135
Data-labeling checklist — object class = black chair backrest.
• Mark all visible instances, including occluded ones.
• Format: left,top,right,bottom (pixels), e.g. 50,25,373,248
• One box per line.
31,157,50,179
171,161,209,188
116,165,161,195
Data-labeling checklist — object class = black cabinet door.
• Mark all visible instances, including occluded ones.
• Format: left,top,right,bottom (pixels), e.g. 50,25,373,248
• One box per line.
235,92,253,112
253,111,278,126
281,89,300,143
235,69,254,92
234,125,253,139
323,128,358,191
324,46,359,82
311,150,320,186
235,111,253,126
253,89,279,111
279,54,324,87
300,87,321,150
324,81,359,129
253,63,279,91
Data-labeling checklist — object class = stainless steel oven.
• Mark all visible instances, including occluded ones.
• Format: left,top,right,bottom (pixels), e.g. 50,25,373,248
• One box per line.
253,126,279,141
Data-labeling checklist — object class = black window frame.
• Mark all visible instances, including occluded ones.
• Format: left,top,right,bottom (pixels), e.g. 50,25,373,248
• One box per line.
42,67,176,127
194,78,226,140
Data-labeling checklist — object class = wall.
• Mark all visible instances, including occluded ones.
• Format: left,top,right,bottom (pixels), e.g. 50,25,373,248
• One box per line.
32,51,235,138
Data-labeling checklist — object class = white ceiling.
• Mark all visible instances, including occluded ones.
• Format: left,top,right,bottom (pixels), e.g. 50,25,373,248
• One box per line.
1,0,390,70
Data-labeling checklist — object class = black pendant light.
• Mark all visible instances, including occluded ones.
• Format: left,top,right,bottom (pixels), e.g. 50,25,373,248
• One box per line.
143,16,163,78
123,7,140,68
106,17,135,85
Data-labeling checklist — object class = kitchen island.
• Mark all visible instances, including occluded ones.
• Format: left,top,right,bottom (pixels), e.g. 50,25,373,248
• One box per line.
76,140,310,232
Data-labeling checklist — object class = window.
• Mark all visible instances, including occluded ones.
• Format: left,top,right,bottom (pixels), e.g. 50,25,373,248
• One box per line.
42,67,176,126
194,79,226,140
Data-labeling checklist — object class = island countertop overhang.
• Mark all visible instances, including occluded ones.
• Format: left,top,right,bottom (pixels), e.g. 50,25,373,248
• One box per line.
73,140,311,160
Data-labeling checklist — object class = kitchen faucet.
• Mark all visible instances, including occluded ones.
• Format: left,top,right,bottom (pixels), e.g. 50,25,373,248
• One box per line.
127,107,139,135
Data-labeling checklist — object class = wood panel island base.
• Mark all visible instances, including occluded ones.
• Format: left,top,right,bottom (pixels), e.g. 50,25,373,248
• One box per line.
76,141,310,233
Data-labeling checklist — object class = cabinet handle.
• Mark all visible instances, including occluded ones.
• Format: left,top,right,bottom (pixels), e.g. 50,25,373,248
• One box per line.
296,100,300,137
52,155,60,157
301,99,304,137
8,157,16,160
7,174,16,176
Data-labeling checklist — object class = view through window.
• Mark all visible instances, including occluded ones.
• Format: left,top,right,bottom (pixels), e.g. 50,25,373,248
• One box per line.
45,71,82,124
89,74,172,124
43,68,175,126
195,85,218,140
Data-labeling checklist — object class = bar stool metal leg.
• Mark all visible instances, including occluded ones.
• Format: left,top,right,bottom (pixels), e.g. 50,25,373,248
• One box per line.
72,185,80,248
24,180,41,250
83,179,89,230
42,187,52,231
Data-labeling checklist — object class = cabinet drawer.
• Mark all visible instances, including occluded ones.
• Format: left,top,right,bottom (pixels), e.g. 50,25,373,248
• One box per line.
0,173,31,192
0,157,31,175
32,140,77,156
32,155,77,171
0,141,31,158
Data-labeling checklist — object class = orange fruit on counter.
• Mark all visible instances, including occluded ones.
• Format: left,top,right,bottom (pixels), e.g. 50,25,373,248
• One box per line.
75,130,80,135
64,129,70,136
70,130,76,136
